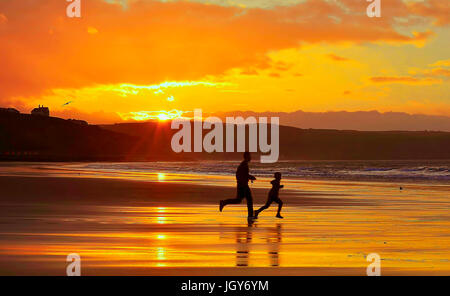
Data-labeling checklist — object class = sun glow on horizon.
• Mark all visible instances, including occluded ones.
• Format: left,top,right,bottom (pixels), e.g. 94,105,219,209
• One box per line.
157,113,170,121
157,173,166,181
117,110,187,121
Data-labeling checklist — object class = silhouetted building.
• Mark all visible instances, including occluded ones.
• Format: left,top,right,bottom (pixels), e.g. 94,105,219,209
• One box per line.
31,105,50,117
0,107,20,114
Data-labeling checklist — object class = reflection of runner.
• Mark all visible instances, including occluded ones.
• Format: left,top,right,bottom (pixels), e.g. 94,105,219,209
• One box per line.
236,225,252,267
219,152,256,219
267,224,282,267
233,224,282,267
254,172,284,219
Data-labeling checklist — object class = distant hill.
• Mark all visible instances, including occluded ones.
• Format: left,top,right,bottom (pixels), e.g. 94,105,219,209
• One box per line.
213,110,450,132
1,112,450,161
0,113,136,161
101,121,450,161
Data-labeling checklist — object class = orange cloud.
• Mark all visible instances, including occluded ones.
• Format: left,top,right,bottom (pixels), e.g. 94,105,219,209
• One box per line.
273,61,293,71
409,60,450,78
327,53,350,62
240,68,259,76
87,26,99,34
407,0,450,26
370,76,441,85
0,0,443,105
117,109,187,121
51,107,123,124
430,59,450,67
0,13,7,24
429,68,450,77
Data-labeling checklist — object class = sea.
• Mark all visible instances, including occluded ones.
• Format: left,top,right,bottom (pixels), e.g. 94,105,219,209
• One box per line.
40,160,450,184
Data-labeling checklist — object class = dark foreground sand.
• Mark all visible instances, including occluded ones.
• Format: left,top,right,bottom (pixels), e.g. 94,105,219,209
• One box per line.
0,173,449,275
0,175,369,206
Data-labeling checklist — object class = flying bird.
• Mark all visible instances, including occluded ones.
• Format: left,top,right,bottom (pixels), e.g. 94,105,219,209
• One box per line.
62,101,73,106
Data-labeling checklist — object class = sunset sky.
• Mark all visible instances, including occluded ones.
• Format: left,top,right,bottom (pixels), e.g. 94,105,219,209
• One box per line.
0,0,449,123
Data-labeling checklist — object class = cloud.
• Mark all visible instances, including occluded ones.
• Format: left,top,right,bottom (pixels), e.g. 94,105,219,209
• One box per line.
414,68,450,78
154,0,305,9
240,68,259,76
110,81,229,96
273,61,293,71
327,53,350,62
117,109,187,121
409,59,450,78
430,59,450,67
0,0,443,102
51,108,123,124
407,0,450,26
428,68,450,77
369,76,441,85
87,26,99,34
0,13,7,24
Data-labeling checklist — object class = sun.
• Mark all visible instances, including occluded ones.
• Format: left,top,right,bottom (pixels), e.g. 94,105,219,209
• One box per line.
157,113,170,121
118,109,186,121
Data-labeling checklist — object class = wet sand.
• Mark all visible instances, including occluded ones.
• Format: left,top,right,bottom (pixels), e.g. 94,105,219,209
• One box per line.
0,166,449,275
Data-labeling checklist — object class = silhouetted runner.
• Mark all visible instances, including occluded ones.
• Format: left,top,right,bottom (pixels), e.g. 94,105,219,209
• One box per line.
220,152,256,219
254,172,284,219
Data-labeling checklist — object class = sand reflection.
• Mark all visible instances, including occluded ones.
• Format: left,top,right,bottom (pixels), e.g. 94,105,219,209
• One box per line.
0,169,449,275
233,223,282,267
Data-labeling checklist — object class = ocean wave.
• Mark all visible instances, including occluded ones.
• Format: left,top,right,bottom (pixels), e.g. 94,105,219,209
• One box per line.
65,160,450,183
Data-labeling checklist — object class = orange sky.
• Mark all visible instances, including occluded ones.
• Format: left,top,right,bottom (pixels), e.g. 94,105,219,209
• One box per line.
0,0,449,123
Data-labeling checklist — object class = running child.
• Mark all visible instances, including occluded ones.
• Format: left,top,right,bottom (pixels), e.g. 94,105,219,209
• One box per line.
254,172,284,219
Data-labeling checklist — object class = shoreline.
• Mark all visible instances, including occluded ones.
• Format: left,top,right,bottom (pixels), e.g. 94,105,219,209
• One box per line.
1,161,449,185
0,161,450,186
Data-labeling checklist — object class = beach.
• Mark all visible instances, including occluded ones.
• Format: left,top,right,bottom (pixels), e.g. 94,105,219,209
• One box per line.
0,162,449,275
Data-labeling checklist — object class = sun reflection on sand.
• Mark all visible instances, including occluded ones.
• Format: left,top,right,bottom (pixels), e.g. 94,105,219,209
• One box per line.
157,173,166,182
0,176,449,275
156,217,167,224
156,247,166,260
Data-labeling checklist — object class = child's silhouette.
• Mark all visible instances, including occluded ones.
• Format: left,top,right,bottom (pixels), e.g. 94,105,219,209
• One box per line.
254,172,284,219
